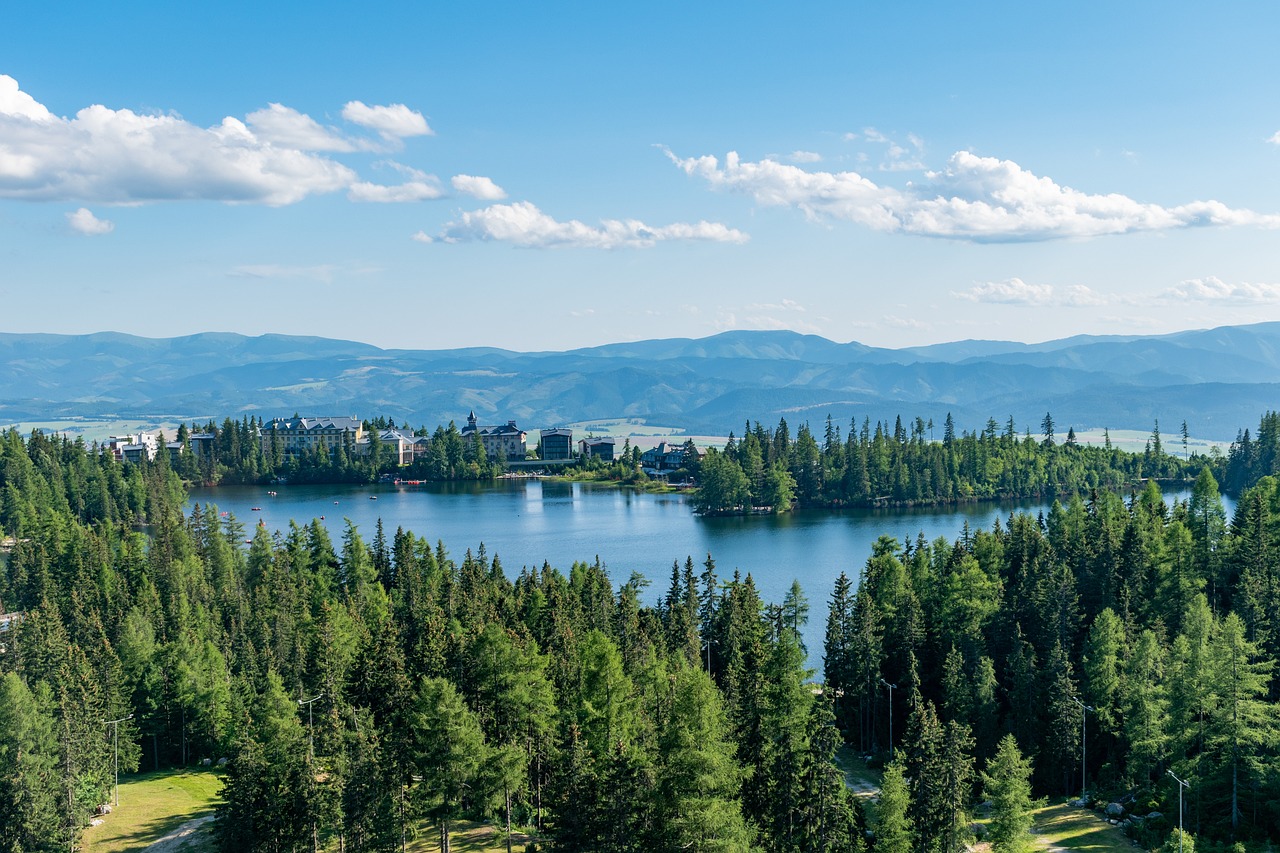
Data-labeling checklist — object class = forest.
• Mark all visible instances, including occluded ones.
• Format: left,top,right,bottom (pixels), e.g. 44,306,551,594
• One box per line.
183,410,1280,512
0,412,1278,851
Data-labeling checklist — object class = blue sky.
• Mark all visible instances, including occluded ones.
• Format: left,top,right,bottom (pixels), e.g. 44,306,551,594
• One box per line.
3,2,1279,351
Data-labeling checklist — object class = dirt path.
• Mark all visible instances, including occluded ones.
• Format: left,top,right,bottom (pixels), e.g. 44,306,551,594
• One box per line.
141,814,214,852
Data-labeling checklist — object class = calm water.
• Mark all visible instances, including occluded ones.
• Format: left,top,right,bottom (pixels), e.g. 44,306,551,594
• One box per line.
191,480,1218,663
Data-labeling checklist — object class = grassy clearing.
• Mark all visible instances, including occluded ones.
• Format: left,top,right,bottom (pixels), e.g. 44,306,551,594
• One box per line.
81,768,223,852
834,745,881,796
1032,800,1137,853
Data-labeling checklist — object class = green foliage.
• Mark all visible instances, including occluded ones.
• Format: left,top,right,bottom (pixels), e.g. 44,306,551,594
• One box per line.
981,735,1036,853
0,673,62,852
7,414,1280,851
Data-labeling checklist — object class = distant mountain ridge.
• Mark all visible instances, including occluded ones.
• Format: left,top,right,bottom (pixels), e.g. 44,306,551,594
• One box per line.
1,324,1278,440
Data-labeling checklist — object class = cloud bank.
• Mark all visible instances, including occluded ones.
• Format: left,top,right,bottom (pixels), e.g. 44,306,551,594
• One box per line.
668,149,1280,242
0,74,442,206
430,201,749,249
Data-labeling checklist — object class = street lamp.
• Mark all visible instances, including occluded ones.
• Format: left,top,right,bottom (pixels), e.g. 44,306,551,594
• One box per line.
880,679,898,759
1168,770,1190,853
297,694,324,853
1071,697,1093,801
298,693,324,760
105,714,134,807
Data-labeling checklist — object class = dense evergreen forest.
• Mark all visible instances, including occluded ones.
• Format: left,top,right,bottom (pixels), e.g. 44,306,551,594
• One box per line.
1,414,1279,851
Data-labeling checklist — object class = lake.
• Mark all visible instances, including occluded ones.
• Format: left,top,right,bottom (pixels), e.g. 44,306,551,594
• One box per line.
191,479,1222,665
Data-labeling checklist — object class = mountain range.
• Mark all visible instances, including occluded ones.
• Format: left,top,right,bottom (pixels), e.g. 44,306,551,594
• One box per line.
1,323,1278,441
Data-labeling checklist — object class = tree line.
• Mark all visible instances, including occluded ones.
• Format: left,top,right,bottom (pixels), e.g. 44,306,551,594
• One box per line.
694,413,1206,514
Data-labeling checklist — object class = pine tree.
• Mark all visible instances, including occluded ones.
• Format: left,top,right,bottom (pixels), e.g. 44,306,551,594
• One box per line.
876,760,914,853
982,735,1036,853
410,676,487,853
654,666,752,852
0,673,62,852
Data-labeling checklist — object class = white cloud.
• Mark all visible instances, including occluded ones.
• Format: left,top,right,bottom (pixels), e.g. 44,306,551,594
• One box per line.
66,207,113,235
668,148,1280,242
883,314,930,330
952,278,1110,306
1269,131,1280,145
1165,276,1280,303
0,74,356,205
0,74,53,121
788,151,822,164
719,298,824,333
411,230,434,243
341,100,432,139
348,179,444,202
451,174,507,200
432,201,749,249
245,103,356,152
229,264,339,282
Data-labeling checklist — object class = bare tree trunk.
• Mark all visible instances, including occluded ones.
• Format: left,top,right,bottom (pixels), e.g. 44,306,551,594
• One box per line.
506,786,513,853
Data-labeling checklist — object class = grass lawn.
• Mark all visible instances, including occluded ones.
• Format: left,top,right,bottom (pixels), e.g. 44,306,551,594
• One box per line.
81,768,224,852
402,820,534,852
1032,800,1138,853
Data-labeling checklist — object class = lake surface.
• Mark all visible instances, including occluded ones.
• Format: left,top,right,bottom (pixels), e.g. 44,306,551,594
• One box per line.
192,480,1221,665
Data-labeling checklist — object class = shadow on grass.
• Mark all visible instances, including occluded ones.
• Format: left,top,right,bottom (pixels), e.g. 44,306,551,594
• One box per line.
84,768,222,852
1034,803,1134,853
90,811,213,851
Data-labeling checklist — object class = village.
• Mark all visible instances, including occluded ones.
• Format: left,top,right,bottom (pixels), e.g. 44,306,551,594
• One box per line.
101,412,704,478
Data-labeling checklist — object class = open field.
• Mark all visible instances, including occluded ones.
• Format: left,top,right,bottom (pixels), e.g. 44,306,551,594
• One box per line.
1,417,189,443
1068,428,1225,456
81,769,223,852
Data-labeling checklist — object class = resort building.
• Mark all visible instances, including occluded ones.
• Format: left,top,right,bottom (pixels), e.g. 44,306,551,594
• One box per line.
579,436,616,461
460,412,527,461
540,428,574,461
261,416,364,460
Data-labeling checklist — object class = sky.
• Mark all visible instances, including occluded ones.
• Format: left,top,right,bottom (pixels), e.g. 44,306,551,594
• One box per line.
2,2,1280,352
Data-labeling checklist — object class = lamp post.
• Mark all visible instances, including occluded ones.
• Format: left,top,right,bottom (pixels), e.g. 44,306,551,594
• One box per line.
298,693,324,761
105,714,134,807
1071,697,1093,801
298,694,324,853
880,679,898,759
1168,770,1189,853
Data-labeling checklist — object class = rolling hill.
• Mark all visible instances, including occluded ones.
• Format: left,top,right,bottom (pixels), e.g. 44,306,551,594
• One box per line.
1,323,1278,440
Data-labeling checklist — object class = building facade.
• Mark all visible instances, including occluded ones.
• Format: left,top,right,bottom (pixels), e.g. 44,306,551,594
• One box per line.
261,416,364,460
579,436,616,461
540,428,574,461
460,412,527,461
